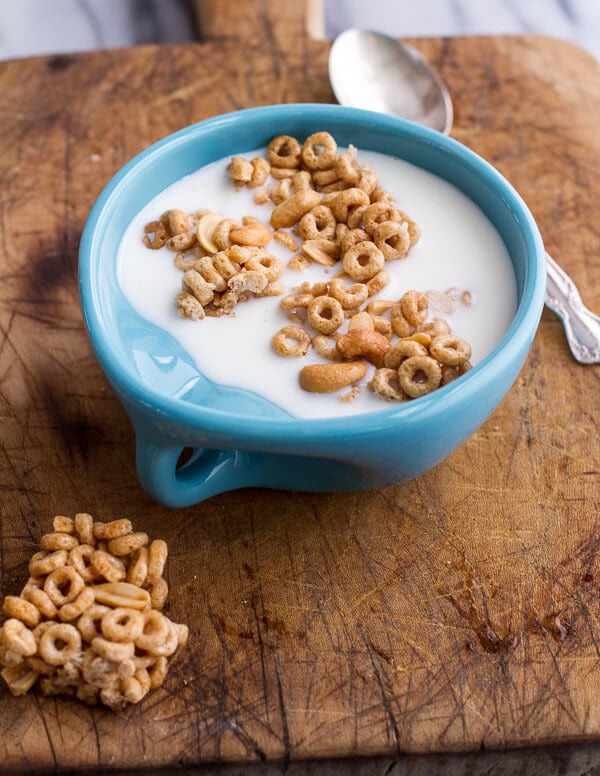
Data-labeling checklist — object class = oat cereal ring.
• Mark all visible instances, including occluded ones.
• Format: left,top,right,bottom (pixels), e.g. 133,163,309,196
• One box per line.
245,254,283,282
74,512,95,546
44,566,85,607
441,361,473,385
398,355,442,399
366,269,391,297
371,315,393,339
163,209,195,236
147,655,168,689
77,604,111,643
390,303,413,338
400,290,429,327
135,609,171,653
374,221,410,260
272,326,311,357
330,188,370,224
91,636,135,663
346,205,368,230
149,577,169,611
227,156,253,186
256,280,285,298
53,515,75,534
193,256,227,292
356,164,378,195
27,588,58,620
280,292,313,311
173,622,189,648
212,251,241,281
101,607,144,643
335,147,360,184
38,623,82,666
396,209,421,246
1,619,37,658
58,586,95,622
342,241,385,282
329,278,369,309
126,546,148,587
143,220,169,249
40,532,79,553
417,318,452,338
93,519,132,540
311,333,343,361
270,177,293,205
68,544,97,584
20,575,43,598
121,672,150,704
384,339,428,369
29,549,68,577
166,231,197,253
430,334,472,366
369,368,407,401
307,295,345,335
267,135,302,169
370,187,395,204
301,131,337,171
148,621,179,657
362,202,401,236
107,532,148,558
176,293,205,321
340,228,369,255
146,540,168,586
91,550,127,583
297,205,336,241
270,166,297,180
212,218,239,251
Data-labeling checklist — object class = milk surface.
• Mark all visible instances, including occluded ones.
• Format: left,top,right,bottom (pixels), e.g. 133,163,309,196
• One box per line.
117,148,517,419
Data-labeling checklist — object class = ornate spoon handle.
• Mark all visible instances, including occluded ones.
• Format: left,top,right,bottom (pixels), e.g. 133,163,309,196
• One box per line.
544,252,600,364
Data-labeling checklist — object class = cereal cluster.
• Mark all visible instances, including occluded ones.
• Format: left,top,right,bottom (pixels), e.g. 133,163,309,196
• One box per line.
144,207,283,319
0,514,188,709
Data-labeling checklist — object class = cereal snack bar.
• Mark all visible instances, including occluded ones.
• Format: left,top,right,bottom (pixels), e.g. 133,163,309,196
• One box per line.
0,514,188,709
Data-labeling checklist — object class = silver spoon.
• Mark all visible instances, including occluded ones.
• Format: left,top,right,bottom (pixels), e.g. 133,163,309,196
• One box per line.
329,28,600,364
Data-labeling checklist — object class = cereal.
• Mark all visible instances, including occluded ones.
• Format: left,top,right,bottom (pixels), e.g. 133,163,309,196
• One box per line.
301,131,337,170
267,135,302,169
272,326,311,357
398,355,442,398
369,368,407,401
342,241,385,281
307,295,345,335
429,334,472,366
0,515,187,709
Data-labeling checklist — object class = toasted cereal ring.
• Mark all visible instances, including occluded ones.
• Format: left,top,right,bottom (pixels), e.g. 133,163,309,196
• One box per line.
293,170,313,191
53,515,75,534
384,340,428,369
74,512,95,545
101,607,144,642
91,550,126,583
143,220,169,249
369,368,408,401
441,361,473,385
417,318,452,337
29,549,68,577
192,256,227,292
370,187,395,204
77,604,110,643
149,577,169,611
58,586,95,622
39,623,82,666
307,295,345,335
245,254,283,282
147,655,168,689
374,221,410,260
390,303,413,338
272,326,311,357
1,618,37,658
400,290,428,326
147,622,179,657
173,622,189,648
93,519,132,540
120,673,149,704
335,148,360,184
250,156,271,187
227,155,253,186
340,228,369,255
68,544,97,584
342,241,385,282
107,532,148,558
211,218,239,251
430,334,472,366
398,355,442,398
330,188,370,224
40,532,79,553
301,131,337,171
126,547,148,588
362,202,402,236
311,334,342,362
91,636,135,662
146,540,168,586
270,177,293,205
135,610,171,653
27,588,58,620
267,135,302,168
329,279,369,310
44,566,85,607
371,315,393,339
346,205,368,230
366,269,391,297
297,205,336,241
212,250,241,280
356,164,378,195
20,575,43,598
396,208,421,246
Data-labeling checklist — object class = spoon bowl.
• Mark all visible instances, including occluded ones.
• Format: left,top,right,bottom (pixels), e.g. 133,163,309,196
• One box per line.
329,28,453,134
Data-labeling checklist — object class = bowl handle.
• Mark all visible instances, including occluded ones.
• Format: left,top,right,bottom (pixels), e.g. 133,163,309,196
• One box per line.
135,439,254,507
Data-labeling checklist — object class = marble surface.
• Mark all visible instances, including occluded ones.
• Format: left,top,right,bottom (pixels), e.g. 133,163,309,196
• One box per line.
0,0,598,62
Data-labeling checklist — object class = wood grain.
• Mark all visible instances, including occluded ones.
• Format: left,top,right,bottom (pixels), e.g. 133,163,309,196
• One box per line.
0,2,599,770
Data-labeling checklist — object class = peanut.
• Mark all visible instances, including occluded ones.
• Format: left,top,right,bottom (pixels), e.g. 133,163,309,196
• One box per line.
299,361,367,393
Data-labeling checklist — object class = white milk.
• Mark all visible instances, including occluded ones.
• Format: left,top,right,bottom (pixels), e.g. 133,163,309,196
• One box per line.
117,149,517,419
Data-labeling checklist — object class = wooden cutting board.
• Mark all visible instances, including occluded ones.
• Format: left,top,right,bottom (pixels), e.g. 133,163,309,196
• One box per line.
0,1,599,771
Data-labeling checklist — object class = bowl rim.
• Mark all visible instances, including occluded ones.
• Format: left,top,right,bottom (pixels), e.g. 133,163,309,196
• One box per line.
79,103,546,441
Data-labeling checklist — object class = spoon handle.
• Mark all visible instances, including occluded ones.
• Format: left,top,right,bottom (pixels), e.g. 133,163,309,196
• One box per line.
544,252,600,364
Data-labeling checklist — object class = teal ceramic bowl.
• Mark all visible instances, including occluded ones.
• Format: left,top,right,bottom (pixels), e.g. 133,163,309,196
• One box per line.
79,104,545,507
